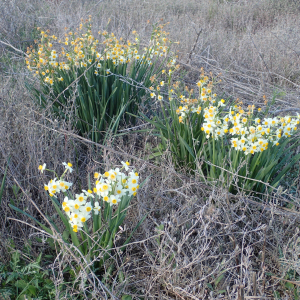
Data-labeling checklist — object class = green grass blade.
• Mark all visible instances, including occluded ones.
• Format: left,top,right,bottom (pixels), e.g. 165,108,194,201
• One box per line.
0,157,10,205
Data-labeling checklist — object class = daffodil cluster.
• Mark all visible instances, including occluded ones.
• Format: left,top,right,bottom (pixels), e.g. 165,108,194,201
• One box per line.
201,105,226,140
222,106,300,154
25,17,174,85
173,71,299,155
175,72,224,123
62,191,96,233
93,161,139,205
38,161,139,233
41,162,73,196
102,23,173,67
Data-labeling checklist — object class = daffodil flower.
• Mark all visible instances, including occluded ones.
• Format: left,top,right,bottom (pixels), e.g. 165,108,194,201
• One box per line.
38,163,46,173
62,162,73,173
82,189,94,198
121,161,130,171
93,202,101,215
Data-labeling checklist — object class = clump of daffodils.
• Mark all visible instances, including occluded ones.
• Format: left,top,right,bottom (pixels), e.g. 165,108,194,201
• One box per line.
25,17,174,85
42,162,73,196
39,161,139,233
174,72,224,123
93,161,139,203
173,70,300,155
221,106,299,154
25,18,178,145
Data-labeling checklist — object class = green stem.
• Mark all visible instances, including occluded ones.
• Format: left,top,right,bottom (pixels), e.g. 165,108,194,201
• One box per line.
250,150,263,174
212,138,216,179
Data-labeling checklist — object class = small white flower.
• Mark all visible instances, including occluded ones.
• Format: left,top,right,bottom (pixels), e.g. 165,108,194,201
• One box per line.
82,202,93,213
70,199,82,211
109,195,121,206
82,189,94,198
38,163,46,173
93,202,101,215
57,180,72,192
46,178,60,195
62,162,73,173
114,179,125,194
75,193,87,203
121,161,130,171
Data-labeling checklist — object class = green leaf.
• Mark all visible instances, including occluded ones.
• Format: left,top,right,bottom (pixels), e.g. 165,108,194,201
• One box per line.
6,272,19,284
214,274,224,286
295,288,299,300
50,197,70,229
15,280,27,289
19,296,32,300
62,230,70,241
27,285,37,296
178,135,195,159
274,291,281,299
285,281,295,290
0,156,10,206
8,204,53,236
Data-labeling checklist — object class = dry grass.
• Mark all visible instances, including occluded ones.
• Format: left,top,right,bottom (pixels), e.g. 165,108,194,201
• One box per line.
1,0,300,299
